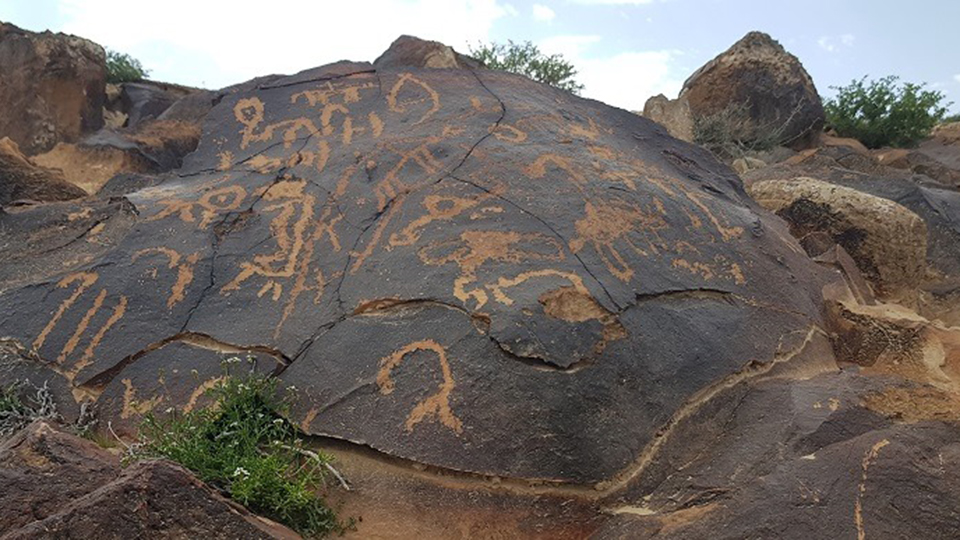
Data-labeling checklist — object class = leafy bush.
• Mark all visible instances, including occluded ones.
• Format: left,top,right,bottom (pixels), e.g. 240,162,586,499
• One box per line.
135,368,346,537
943,113,960,124
824,76,951,148
106,50,149,84
468,40,584,94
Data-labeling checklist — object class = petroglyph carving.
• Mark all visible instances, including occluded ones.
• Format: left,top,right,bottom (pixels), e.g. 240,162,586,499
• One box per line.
387,73,441,125
220,179,343,338
132,247,200,309
855,439,890,540
419,230,565,309
34,272,128,382
120,378,162,419
377,340,463,434
570,199,669,282
390,193,487,247
149,185,247,229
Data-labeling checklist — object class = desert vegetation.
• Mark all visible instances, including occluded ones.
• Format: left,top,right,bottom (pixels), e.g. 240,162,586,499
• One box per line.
131,362,348,537
824,75,951,148
469,40,583,94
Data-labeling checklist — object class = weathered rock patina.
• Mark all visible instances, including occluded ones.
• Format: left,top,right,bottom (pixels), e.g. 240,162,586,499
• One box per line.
0,54,832,487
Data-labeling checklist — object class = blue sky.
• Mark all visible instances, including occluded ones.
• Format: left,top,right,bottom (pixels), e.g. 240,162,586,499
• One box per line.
2,0,957,113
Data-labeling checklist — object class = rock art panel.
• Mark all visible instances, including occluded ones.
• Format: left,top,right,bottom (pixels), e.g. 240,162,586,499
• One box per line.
0,61,834,485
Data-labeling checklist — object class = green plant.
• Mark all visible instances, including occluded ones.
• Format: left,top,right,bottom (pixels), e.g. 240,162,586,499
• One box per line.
468,40,584,94
135,369,346,537
824,76,951,148
106,49,149,84
943,113,960,124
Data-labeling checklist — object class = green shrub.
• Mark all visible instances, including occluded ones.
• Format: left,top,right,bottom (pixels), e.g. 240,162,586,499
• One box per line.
135,369,346,537
824,76,951,148
943,113,960,124
106,50,149,84
468,40,584,94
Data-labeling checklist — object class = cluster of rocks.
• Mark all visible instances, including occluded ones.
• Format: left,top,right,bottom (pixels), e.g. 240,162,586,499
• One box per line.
1,20,959,539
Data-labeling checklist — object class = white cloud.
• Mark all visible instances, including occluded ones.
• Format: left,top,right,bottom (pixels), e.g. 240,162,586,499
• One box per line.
954,74,960,84
819,34,855,53
56,0,510,89
817,36,836,52
539,35,682,111
532,3,556,22
569,0,655,4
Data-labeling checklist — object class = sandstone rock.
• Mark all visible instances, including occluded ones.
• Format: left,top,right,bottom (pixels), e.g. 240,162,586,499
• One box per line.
30,140,154,194
5,34,960,538
745,146,960,284
731,155,766,175
875,147,960,187
0,422,297,539
820,132,871,156
642,94,694,141
31,120,203,194
749,177,927,297
0,137,87,204
6,460,298,539
120,81,200,128
374,35,480,70
0,22,105,155
0,421,119,535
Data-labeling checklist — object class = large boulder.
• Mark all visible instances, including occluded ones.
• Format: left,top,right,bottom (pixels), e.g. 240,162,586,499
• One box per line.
0,22,105,156
119,81,199,128
374,35,481,70
0,136,87,204
749,177,928,298
0,45,833,489
644,31,825,151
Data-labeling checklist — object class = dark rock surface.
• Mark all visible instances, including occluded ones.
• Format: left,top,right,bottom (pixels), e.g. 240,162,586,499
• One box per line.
0,57,832,486
644,31,824,151
594,373,960,539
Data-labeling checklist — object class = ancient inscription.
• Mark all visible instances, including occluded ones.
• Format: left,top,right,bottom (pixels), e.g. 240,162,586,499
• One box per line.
133,247,200,309
33,272,127,383
377,340,463,434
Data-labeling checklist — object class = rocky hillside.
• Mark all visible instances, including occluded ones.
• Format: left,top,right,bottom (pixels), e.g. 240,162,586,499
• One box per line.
1,24,960,539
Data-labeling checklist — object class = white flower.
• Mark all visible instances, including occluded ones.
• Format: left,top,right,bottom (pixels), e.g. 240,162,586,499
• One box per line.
233,467,250,478
272,418,284,425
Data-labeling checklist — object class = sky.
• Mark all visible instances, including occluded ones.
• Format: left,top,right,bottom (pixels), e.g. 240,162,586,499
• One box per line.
1,0,958,114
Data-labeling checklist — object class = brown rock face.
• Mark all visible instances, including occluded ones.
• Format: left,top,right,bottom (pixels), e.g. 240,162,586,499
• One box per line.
641,94,694,141
0,421,297,539
682,31,825,149
374,35,481,70
0,137,87,204
644,31,825,151
0,22,106,156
